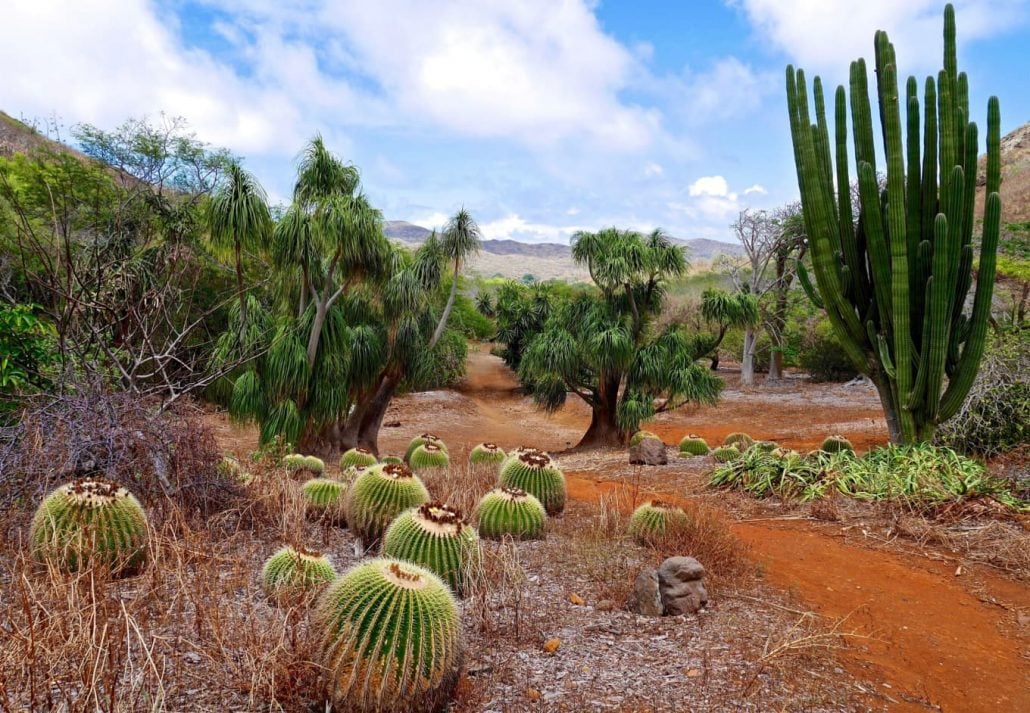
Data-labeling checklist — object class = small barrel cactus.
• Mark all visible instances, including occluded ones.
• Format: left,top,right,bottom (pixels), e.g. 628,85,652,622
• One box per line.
409,442,451,471
217,455,252,483
381,502,480,595
469,442,507,465
347,464,431,547
315,558,463,713
628,500,689,545
261,544,336,602
820,435,854,454
630,430,661,446
30,479,149,575
712,445,741,463
755,441,778,453
340,447,378,469
380,454,404,465
498,449,566,515
404,433,448,463
723,432,754,448
678,435,710,456
302,478,348,525
283,453,324,476
474,487,546,540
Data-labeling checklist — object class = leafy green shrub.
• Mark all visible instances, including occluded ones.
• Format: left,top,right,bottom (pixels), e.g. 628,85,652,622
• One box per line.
347,464,431,547
314,558,462,713
0,303,54,420
797,318,860,382
409,443,450,471
628,500,689,546
498,449,566,515
381,501,480,595
936,329,1029,455
678,434,710,456
340,447,377,469
405,328,468,391
469,442,506,465
449,293,495,340
261,545,336,603
474,487,546,540
30,479,149,576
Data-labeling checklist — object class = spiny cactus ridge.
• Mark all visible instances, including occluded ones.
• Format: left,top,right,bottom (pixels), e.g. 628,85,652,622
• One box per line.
712,445,741,463
678,434,710,456
409,443,451,471
340,447,378,469
820,435,855,454
302,478,348,525
630,430,661,446
474,487,547,540
347,463,431,547
404,433,448,463
498,448,566,515
723,432,754,448
315,558,463,713
628,500,690,545
381,501,480,595
261,545,336,602
469,442,507,465
30,479,150,576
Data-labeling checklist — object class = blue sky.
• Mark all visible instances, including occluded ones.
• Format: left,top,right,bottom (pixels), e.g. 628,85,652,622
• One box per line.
2,1,1028,244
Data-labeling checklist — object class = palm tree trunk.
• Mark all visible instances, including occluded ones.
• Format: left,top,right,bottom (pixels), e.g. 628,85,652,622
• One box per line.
741,325,756,386
356,373,401,455
574,374,626,449
306,299,327,369
430,261,459,349
235,240,247,339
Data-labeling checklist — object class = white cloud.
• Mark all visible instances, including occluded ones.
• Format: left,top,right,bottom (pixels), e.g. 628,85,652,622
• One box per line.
677,175,769,222
664,56,777,124
689,176,735,198
644,162,664,177
479,214,590,244
744,184,768,195
730,0,1028,74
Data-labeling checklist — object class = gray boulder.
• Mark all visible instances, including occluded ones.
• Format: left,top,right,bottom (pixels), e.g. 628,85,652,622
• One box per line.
627,569,663,616
657,556,708,615
629,438,668,466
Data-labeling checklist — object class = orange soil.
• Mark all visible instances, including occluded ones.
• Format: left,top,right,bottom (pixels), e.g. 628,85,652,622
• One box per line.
213,344,1030,712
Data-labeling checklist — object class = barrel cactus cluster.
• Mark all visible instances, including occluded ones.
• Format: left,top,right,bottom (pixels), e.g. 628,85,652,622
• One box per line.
409,442,450,471
404,433,447,463
712,446,741,463
498,448,566,515
261,545,336,603
786,4,1002,444
628,500,689,546
820,435,855,454
382,501,480,594
30,479,150,576
469,442,507,465
347,463,431,547
474,487,547,540
340,447,378,469
314,558,462,713
282,453,324,476
723,433,754,449
301,478,348,525
678,435,710,456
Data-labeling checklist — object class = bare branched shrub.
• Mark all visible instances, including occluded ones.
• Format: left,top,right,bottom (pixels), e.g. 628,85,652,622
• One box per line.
0,384,240,515
643,500,752,583
422,462,499,517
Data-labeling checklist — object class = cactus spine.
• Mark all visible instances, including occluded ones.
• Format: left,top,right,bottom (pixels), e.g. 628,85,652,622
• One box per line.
820,435,855,454
261,545,336,602
469,442,507,465
678,434,710,456
347,463,431,547
381,454,404,465
723,432,754,448
404,433,447,463
712,445,740,463
381,502,480,595
30,479,149,575
786,4,1001,443
498,449,566,515
302,478,348,525
474,487,547,540
628,500,689,545
340,447,378,469
409,443,451,471
315,558,463,713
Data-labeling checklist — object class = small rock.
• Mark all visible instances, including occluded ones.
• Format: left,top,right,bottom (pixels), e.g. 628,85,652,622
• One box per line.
525,687,541,702
629,438,668,466
542,638,561,653
628,568,663,616
569,593,585,606
658,556,709,615
183,652,202,664
595,598,615,611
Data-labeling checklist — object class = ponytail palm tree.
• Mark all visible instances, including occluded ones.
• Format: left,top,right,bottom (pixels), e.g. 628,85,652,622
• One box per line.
207,161,271,330
698,289,759,369
430,208,482,346
519,228,722,447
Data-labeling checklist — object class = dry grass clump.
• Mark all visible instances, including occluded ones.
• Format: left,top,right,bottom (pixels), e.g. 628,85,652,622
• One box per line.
420,462,500,517
641,499,752,582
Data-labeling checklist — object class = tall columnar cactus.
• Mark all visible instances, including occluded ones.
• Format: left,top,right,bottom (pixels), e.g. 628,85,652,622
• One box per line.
315,558,463,713
404,433,448,463
630,430,661,446
409,443,451,471
679,434,710,456
628,500,689,545
261,545,336,602
340,447,378,469
469,442,507,465
474,487,547,540
786,4,1001,443
498,449,566,515
381,502,481,595
30,479,150,575
347,463,431,547
302,478,348,525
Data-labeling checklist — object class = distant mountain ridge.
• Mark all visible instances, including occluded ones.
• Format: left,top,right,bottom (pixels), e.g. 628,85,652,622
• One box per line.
382,220,744,261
